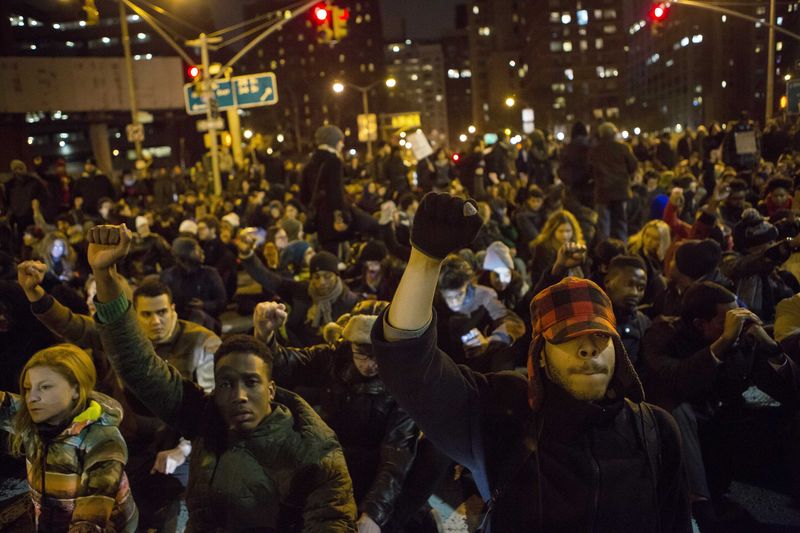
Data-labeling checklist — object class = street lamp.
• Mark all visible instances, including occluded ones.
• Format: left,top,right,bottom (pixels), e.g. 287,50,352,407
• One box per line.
505,97,516,108
331,77,398,159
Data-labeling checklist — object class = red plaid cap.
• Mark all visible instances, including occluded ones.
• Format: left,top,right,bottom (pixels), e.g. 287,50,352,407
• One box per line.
531,277,617,344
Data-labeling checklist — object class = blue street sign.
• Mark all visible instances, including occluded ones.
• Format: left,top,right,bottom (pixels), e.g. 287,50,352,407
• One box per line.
183,80,236,115
232,72,279,108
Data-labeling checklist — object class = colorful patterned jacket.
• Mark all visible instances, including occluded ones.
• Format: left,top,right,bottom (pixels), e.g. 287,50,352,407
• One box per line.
0,391,138,532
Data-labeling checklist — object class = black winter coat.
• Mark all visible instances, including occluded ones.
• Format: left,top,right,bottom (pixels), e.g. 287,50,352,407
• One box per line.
271,340,418,528
300,149,348,242
373,311,691,532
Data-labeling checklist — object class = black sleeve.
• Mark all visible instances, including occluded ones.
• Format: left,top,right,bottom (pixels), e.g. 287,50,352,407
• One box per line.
653,406,692,533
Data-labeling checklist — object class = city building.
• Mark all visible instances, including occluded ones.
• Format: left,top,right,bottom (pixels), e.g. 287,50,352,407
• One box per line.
519,1,628,136
0,0,214,170
441,5,474,146
384,40,449,145
465,0,526,133
238,0,386,155
624,0,800,131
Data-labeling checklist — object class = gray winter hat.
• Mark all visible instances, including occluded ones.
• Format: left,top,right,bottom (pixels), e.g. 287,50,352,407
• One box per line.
315,125,344,148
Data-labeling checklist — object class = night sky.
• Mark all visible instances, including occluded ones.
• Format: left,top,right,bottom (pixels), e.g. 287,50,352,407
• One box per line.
379,0,462,41
211,0,462,42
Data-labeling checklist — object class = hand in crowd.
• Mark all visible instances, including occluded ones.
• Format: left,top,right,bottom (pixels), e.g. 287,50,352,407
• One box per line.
669,187,685,209
409,192,483,260
463,329,490,356
17,260,47,301
31,198,41,213
712,308,763,356
253,301,288,342
553,242,587,273
150,445,188,475
379,201,397,226
356,513,381,533
87,224,132,272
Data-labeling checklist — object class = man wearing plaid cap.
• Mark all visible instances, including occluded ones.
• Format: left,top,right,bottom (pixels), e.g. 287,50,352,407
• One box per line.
372,192,690,531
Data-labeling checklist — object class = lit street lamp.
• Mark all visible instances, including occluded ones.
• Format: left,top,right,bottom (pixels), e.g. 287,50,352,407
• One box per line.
505,96,516,108
332,77,397,158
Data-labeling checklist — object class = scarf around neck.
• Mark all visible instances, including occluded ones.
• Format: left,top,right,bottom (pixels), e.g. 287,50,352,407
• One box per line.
307,277,344,328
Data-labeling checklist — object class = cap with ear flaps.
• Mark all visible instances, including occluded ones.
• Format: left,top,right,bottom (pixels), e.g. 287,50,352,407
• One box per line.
526,277,644,411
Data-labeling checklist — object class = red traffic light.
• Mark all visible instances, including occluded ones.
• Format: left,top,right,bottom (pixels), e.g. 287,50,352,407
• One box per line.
649,2,668,22
313,4,330,23
452,153,460,162
187,65,200,79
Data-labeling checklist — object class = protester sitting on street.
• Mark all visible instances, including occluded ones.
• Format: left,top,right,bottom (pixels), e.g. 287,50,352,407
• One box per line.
373,191,690,531
253,299,426,533
160,236,228,331
239,237,361,345
0,344,138,532
640,281,800,530
86,224,357,531
529,209,586,284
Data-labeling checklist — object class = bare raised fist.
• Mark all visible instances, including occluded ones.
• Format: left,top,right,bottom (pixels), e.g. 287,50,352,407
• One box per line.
253,301,288,341
87,224,132,272
17,260,47,292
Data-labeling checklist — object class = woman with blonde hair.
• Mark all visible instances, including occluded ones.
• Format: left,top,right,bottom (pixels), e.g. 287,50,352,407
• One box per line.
529,209,585,283
627,219,671,304
38,231,78,283
0,344,137,532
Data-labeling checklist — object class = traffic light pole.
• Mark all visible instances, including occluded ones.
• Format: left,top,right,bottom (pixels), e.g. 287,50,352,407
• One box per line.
361,89,372,159
187,33,224,196
766,0,776,121
119,2,143,160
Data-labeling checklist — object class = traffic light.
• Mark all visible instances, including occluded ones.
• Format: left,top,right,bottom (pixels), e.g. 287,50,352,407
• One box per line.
649,2,668,22
649,2,669,36
187,65,201,80
312,3,334,44
332,6,349,41
83,0,99,25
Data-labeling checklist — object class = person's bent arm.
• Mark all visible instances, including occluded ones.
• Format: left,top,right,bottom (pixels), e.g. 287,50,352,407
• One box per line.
89,225,207,438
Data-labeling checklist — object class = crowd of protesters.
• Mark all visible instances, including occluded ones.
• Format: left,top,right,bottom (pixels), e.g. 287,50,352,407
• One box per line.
0,112,800,532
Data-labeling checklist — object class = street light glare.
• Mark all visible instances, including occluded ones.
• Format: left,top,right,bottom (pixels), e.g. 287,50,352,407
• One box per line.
505,97,516,107
243,129,253,140
385,77,397,88
332,82,345,93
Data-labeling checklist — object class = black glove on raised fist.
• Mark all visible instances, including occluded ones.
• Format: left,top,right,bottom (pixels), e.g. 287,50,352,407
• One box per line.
410,192,483,260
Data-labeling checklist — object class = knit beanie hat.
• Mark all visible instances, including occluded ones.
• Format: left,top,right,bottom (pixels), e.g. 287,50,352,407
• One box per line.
675,239,722,280
526,277,644,411
733,208,778,252
179,219,198,235
309,251,339,274
315,125,344,148
483,241,514,273
359,240,389,263
280,218,303,241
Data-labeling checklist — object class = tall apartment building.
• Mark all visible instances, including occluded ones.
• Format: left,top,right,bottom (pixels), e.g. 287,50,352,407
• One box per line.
624,0,800,130
239,0,385,153
384,41,449,143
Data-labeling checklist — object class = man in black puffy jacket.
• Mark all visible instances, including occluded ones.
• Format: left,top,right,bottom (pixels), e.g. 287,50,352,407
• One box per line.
254,299,420,532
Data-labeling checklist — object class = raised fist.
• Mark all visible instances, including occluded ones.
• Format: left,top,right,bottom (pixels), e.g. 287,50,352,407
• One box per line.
17,260,47,292
253,301,288,341
410,192,483,260
87,224,132,272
